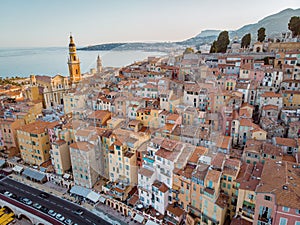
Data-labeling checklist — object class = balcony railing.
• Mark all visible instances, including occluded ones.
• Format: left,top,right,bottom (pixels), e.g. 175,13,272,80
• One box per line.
242,211,254,220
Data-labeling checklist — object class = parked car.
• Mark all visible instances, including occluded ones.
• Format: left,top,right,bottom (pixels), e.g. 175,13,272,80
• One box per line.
33,203,42,210
48,209,57,217
56,214,65,221
64,218,73,225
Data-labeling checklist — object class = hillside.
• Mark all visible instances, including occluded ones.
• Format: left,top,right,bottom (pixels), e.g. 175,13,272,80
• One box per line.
79,8,300,51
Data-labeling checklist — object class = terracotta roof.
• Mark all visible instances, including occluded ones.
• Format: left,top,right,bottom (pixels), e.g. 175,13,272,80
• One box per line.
69,141,93,152
139,167,154,178
236,163,263,191
87,110,111,120
256,161,300,209
239,118,254,127
18,121,50,134
76,129,95,137
188,146,208,164
153,180,169,193
53,139,66,146
215,193,229,208
275,137,297,147
205,169,221,183
166,203,185,217
211,153,225,169
166,113,180,121
261,92,282,98
230,216,253,225
128,194,139,206
216,136,231,149
262,104,278,111
262,143,282,156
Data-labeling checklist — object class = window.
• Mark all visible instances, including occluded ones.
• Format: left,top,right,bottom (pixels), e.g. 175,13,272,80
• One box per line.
295,222,300,225
279,218,287,225
282,206,289,212
248,194,254,200
264,195,272,201
228,177,232,182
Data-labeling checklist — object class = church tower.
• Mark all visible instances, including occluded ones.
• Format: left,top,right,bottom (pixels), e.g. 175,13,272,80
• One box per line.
68,35,81,83
97,54,102,73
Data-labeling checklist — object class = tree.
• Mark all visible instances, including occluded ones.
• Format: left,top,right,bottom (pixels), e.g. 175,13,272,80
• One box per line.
257,27,266,42
210,31,229,53
216,31,230,53
288,16,300,37
241,33,251,48
210,41,217,53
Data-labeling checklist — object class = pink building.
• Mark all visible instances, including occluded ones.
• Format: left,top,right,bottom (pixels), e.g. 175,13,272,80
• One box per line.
221,106,233,136
254,160,300,225
249,69,264,83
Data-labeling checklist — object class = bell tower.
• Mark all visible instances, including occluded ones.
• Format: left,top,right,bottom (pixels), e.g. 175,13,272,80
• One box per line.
97,54,102,73
68,34,81,83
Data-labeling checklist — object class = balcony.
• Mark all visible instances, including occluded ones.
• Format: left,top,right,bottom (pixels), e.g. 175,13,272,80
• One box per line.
204,187,215,199
242,211,254,220
258,214,272,224
202,212,219,225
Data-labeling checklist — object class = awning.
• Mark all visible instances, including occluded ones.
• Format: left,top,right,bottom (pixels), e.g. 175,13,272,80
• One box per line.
70,185,90,198
99,196,106,203
13,165,23,173
243,200,255,208
145,220,160,225
0,159,5,168
134,214,144,223
86,191,101,203
22,168,46,181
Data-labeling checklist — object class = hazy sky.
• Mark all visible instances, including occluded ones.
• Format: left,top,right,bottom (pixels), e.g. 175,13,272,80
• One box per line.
0,0,299,47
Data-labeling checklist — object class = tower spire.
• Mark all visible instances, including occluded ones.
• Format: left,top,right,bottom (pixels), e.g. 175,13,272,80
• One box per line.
67,34,81,83
97,54,102,73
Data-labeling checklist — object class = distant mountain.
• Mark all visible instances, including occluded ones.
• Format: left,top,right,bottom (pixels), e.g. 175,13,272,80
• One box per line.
79,8,300,51
231,8,300,38
181,8,300,46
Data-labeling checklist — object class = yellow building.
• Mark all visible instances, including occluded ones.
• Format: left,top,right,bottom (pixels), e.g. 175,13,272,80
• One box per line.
69,141,99,188
220,158,241,219
51,140,71,175
186,163,209,225
235,163,263,223
251,128,267,141
0,118,25,156
31,74,70,109
63,90,86,115
108,128,150,185
68,35,81,83
282,90,300,107
17,101,43,125
201,169,228,225
17,121,51,166
25,85,43,102
136,108,161,128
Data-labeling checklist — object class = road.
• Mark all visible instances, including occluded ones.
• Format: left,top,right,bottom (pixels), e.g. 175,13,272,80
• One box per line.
0,176,111,225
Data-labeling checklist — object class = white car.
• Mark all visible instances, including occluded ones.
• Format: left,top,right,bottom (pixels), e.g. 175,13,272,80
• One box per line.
48,209,57,217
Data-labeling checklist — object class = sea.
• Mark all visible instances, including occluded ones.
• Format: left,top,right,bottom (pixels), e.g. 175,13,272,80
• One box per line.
0,47,166,78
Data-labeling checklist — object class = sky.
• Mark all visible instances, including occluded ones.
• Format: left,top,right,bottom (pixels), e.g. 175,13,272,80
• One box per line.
0,0,299,47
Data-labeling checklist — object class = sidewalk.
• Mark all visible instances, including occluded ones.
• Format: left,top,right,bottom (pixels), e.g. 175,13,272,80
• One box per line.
95,202,142,225
9,173,144,225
